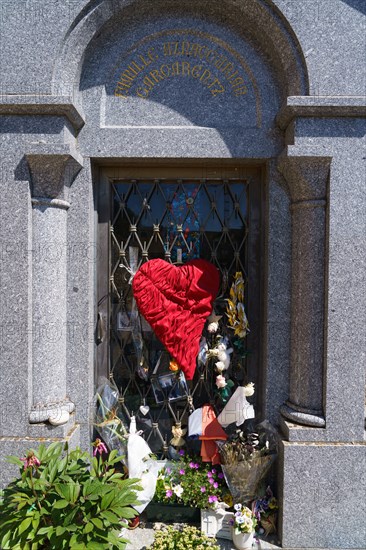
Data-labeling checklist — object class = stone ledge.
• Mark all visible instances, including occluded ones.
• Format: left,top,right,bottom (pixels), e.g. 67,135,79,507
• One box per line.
276,96,366,130
0,95,85,132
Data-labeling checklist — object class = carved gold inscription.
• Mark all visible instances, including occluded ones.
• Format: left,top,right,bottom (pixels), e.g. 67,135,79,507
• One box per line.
115,37,249,100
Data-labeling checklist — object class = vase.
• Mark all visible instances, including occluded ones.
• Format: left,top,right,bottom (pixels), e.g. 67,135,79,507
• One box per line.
231,529,254,549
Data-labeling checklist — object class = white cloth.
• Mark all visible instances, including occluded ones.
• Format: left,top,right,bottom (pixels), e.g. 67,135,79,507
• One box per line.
217,387,255,427
127,433,159,513
188,407,203,437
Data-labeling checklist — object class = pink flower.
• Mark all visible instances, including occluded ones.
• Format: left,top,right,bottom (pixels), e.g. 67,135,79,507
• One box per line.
215,375,227,389
208,495,218,503
213,482,219,489
209,478,215,484
166,489,173,498
201,486,206,492
207,471,213,478
179,469,185,475
189,462,195,469
93,439,108,456
21,453,40,470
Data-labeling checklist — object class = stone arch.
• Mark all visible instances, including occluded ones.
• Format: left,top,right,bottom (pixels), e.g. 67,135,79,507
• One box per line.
52,0,309,100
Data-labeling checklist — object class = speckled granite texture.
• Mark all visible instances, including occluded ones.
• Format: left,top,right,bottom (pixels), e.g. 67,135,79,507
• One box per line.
0,1,365,549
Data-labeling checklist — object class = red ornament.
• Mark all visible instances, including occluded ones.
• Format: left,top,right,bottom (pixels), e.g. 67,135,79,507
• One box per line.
132,259,220,380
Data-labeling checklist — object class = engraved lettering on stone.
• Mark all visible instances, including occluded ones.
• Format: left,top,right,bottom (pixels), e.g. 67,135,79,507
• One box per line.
114,35,250,100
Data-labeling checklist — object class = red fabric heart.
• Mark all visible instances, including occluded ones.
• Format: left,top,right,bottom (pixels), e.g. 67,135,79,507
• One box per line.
132,259,220,380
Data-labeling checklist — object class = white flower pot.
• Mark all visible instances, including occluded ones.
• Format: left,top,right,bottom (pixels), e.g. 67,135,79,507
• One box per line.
232,528,255,549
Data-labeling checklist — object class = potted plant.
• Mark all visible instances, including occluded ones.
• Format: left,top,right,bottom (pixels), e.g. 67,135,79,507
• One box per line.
229,503,257,549
148,450,227,522
147,525,220,550
0,440,141,549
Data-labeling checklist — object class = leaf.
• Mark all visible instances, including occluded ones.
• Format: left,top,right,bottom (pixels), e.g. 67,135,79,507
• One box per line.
85,543,106,550
90,518,103,530
83,522,93,534
18,517,32,535
101,490,115,511
56,526,66,536
6,456,24,467
37,527,52,535
69,482,81,504
53,499,69,509
55,483,71,501
100,510,120,524
1,531,11,549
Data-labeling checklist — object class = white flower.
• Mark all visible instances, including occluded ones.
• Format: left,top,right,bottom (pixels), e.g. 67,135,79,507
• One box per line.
215,361,226,372
234,503,242,511
173,484,184,498
243,382,255,397
207,322,219,333
215,375,227,389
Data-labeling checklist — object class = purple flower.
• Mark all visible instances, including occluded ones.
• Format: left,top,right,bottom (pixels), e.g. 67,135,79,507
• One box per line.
93,439,108,456
218,472,224,479
200,486,206,493
179,469,185,475
229,518,235,526
179,449,185,456
213,482,219,489
194,463,200,469
208,495,218,503
211,469,217,474
166,489,173,498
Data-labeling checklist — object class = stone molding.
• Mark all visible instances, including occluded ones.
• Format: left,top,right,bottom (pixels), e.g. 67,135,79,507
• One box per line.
276,95,366,130
31,197,71,210
0,95,85,132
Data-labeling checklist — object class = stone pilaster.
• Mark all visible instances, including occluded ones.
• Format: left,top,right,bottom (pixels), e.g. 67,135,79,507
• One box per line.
26,153,82,424
278,157,330,427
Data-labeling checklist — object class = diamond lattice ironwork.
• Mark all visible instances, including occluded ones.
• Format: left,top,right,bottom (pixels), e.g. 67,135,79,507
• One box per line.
108,178,251,456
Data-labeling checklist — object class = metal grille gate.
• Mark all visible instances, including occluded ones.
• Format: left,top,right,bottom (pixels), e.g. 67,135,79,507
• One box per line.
96,170,262,456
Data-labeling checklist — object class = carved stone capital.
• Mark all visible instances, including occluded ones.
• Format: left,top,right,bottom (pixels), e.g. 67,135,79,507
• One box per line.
277,155,331,203
25,147,83,200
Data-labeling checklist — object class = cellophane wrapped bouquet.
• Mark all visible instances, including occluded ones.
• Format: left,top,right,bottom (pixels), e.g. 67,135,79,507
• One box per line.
218,421,278,505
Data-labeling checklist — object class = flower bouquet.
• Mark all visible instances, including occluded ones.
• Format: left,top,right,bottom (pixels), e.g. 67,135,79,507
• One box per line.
218,421,278,505
252,486,278,536
229,504,257,550
94,377,128,463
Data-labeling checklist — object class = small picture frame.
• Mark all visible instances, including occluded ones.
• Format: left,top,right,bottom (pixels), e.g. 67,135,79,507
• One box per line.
151,371,189,404
117,311,131,331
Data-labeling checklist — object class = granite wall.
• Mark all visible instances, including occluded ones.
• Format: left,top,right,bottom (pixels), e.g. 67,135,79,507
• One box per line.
0,1,365,548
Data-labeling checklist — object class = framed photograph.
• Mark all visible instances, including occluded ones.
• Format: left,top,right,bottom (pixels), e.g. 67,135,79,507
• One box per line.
151,371,189,404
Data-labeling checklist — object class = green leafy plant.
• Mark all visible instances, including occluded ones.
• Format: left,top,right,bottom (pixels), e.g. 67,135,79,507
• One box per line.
0,441,141,550
154,450,227,509
147,525,220,550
